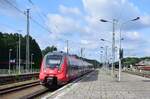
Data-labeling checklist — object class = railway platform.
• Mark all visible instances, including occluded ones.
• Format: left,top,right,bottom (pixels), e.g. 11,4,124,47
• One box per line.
0,72,39,85
43,69,150,99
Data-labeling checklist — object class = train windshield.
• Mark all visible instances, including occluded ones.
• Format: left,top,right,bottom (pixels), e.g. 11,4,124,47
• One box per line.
45,55,62,69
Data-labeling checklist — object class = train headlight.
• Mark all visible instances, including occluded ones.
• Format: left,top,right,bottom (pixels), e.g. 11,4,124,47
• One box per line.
44,69,46,73
58,70,61,73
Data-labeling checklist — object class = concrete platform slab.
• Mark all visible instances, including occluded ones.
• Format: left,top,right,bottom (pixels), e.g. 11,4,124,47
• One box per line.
43,69,150,99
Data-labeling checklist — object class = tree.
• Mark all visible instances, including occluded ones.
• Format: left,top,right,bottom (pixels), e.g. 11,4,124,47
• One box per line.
30,38,42,69
0,32,42,69
42,46,57,56
122,57,140,67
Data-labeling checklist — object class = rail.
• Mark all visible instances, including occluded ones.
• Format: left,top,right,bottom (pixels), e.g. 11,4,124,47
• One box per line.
0,80,40,95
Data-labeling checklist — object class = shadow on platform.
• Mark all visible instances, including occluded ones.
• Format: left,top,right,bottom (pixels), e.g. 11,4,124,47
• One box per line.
142,80,150,82
79,69,99,82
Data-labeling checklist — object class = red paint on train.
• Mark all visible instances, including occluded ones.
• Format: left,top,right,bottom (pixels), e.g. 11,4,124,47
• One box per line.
39,52,93,88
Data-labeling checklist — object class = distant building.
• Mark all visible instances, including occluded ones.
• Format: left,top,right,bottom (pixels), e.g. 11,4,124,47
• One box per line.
135,59,150,71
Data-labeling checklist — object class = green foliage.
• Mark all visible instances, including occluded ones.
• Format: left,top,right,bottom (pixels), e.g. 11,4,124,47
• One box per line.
81,57,101,68
30,38,42,68
0,32,42,69
122,57,140,66
121,57,150,67
140,57,150,60
42,46,57,56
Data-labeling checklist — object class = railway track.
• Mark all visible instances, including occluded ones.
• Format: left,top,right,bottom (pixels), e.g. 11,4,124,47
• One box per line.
0,80,40,95
0,73,39,85
0,80,49,99
0,79,61,99
20,88,49,99
0,71,94,99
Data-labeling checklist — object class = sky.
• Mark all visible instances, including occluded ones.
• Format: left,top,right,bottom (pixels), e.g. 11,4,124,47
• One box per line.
0,0,150,61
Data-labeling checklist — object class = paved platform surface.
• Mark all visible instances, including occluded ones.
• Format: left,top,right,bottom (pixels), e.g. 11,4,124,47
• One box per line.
45,69,150,99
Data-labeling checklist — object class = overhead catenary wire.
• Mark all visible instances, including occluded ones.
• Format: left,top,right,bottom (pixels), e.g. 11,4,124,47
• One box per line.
4,0,52,33
0,23,18,33
27,1,52,33
28,0,61,34
27,0,56,34
28,0,47,22
27,0,88,56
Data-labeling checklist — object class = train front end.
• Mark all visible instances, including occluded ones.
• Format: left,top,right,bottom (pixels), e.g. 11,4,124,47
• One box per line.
39,52,68,87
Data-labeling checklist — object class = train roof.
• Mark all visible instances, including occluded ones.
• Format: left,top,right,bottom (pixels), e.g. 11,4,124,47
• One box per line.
46,51,68,56
46,51,93,66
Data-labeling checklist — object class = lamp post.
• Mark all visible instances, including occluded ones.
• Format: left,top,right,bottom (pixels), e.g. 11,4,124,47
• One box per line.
31,53,34,73
19,34,21,74
100,47,104,69
100,51,103,63
9,49,12,74
100,39,112,43
18,30,22,74
118,17,140,81
66,40,69,54
26,9,30,73
100,45,109,71
16,43,18,72
100,38,114,73
105,46,108,71
100,19,117,76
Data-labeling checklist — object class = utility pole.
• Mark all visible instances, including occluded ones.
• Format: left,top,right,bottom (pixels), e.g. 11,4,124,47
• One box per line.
118,17,139,81
31,53,34,73
105,46,108,71
66,40,69,54
81,48,83,58
100,47,104,68
112,19,116,76
81,48,85,58
100,19,117,75
9,49,12,74
26,9,30,72
100,52,103,68
18,31,21,74
16,43,18,71
100,54,102,63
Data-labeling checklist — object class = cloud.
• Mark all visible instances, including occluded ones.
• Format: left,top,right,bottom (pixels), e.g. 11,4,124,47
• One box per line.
44,0,150,59
82,0,140,18
121,31,149,57
82,0,150,31
80,0,150,58
46,13,81,34
124,31,140,40
80,39,89,44
59,5,81,16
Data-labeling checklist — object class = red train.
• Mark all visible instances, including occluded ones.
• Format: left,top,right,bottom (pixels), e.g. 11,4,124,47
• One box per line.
39,51,93,87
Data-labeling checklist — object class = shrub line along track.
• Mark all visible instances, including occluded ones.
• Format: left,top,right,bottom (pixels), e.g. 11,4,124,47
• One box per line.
0,80,40,95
